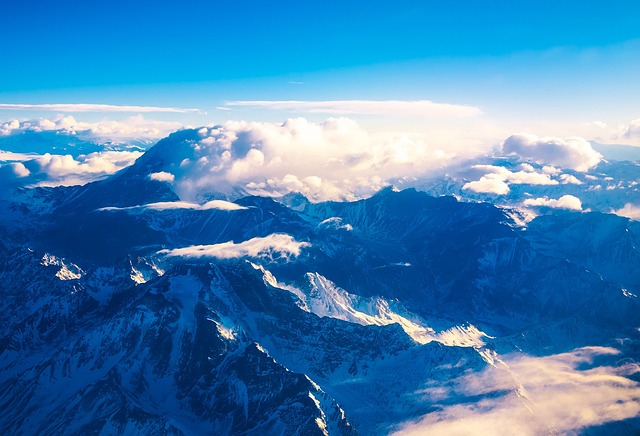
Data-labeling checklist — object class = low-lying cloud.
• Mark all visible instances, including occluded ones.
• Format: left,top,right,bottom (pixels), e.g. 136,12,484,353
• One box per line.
396,346,640,435
0,150,142,187
523,195,583,211
158,234,310,260
0,114,185,139
502,134,602,172
612,203,640,221
462,164,559,195
99,200,248,212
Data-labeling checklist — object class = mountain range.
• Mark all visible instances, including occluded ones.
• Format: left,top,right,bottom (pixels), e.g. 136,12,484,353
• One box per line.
0,129,639,434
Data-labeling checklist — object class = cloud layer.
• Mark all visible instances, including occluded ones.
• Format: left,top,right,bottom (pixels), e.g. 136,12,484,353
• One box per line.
612,203,640,221
159,234,310,260
99,200,248,212
523,195,583,211
0,115,184,139
502,134,602,171
462,164,559,195
224,100,481,117
0,103,201,113
155,117,471,201
0,150,142,187
396,347,640,435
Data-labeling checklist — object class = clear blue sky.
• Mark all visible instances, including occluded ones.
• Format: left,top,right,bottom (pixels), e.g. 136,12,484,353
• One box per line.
1,0,640,140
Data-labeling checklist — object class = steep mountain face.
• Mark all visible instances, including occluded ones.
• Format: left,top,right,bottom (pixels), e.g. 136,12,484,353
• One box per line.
1,133,639,434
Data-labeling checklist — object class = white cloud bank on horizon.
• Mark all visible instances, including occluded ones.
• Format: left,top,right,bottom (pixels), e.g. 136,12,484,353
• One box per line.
0,103,202,113
224,100,481,117
395,346,640,435
0,149,142,187
0,114,185,139
159,234,309,260
99,200,248,213
612,203,640,221
502,134,603,171
523,195,583,211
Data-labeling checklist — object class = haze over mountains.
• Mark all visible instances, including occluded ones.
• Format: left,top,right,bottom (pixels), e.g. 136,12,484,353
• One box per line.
0,124,639,434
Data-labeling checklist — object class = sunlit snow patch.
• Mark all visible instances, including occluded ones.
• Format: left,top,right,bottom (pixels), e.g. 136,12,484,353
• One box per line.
41,253,83,280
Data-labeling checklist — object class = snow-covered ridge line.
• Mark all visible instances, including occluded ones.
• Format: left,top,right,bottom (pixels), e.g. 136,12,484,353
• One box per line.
253,266,491,348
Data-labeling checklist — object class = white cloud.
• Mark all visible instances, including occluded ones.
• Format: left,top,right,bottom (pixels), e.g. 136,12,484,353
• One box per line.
6,150,143,187
0,103,201,113
502,134,602,171
161,118,469,202
508,171,558,185
224,100,481,117
542,165,560,175
463,174,510,195
10,162,30,177
158,234,310,260
0,151,39,161
559,173,582,185
623,119,640,139
0,115,185,139
395,347,640,436
35,151,141,178
523,195,583,211
148,171,175,183
463,164,557,195
99,200,248,212
612,203,640,221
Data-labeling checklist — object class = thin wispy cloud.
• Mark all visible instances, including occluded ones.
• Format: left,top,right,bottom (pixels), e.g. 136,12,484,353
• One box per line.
224,100,481,117
158,234,310,260
396,347,640,435
98,200,248,212
0,103,203,114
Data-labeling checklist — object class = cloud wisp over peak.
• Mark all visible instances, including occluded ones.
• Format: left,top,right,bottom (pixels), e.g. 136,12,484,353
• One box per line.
158,234,310,260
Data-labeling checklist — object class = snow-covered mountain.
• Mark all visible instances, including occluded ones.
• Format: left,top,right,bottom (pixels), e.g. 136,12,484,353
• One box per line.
1,129,639,434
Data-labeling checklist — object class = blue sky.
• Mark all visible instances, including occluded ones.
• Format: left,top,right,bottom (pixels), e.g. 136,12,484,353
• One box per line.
1,0,640,143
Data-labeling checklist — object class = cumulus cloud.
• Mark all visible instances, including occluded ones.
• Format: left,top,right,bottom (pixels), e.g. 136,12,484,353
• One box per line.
99,200,248,212
559,173,582,185
612,203,640,221
463,174,510,195
623,119,640,139
0,150,142,187
35,151,141,178
0,114,184,139
396,347,640,435
160,118,468,202
0,103,201,113
523,195,583,211
9,162,30,177
502,134,602,171
148,171,175,183
462,164,558,195
224,100,481,117
159,234,310,260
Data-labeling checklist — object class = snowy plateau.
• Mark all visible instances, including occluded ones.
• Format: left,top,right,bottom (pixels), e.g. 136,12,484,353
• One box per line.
0,129,639,435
